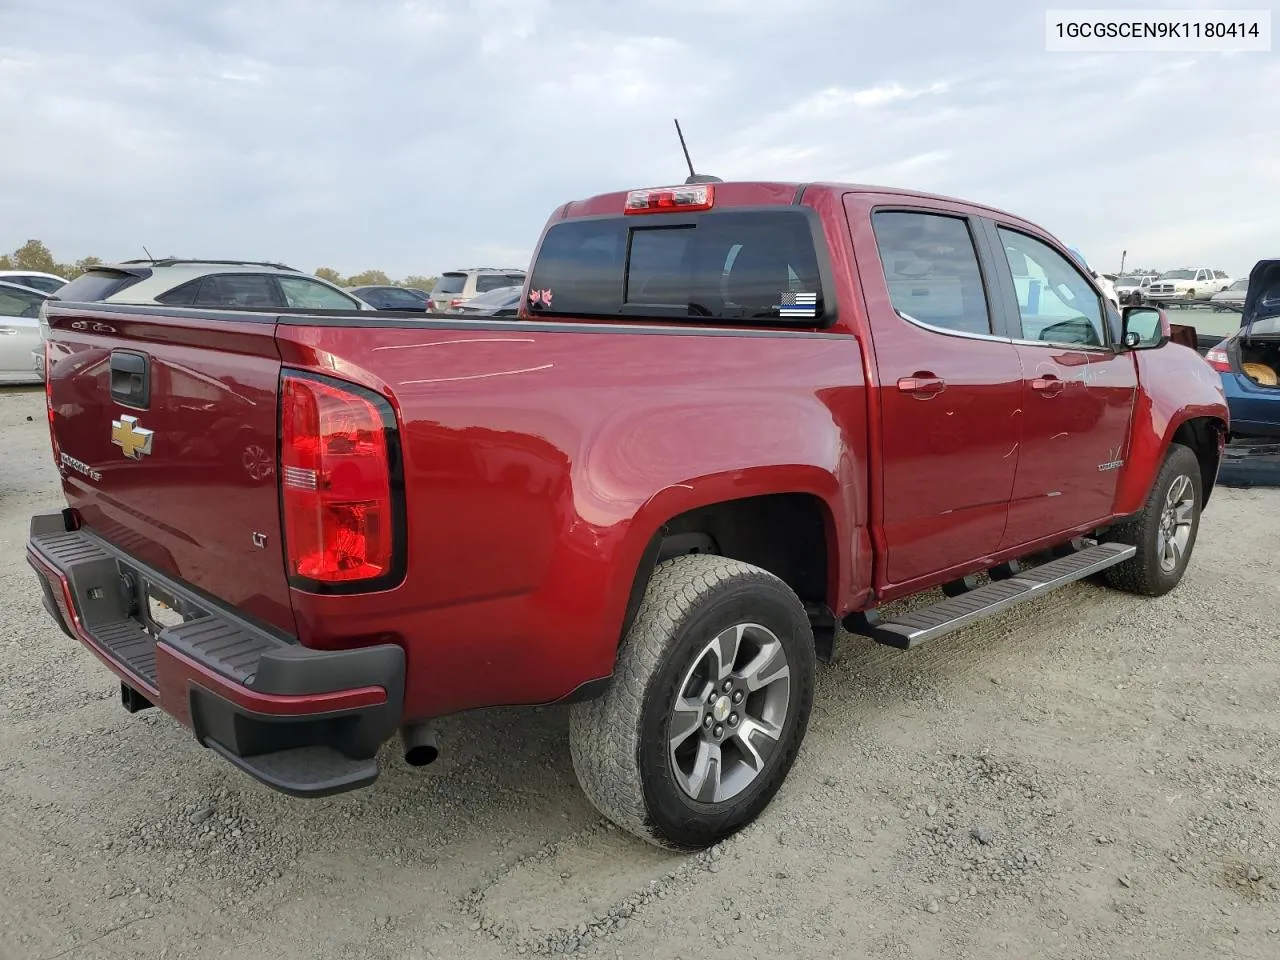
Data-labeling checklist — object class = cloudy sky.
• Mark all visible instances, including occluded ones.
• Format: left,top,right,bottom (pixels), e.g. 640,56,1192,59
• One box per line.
1,0,1275,280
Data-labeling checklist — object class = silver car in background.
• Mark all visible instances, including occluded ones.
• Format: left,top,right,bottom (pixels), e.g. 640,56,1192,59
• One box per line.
52,259,374,311
0,270,68,295
0,280,51,384
1211,277,1249,310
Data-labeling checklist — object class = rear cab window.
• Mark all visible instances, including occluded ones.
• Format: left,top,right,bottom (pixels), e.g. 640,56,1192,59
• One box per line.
54,269,145,302
525,209,828,324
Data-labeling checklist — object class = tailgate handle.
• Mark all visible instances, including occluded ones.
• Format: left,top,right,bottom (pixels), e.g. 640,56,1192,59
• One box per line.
110,351,151,408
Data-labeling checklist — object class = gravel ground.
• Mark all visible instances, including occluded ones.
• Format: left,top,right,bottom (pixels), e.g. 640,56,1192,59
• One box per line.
2,383,1278,960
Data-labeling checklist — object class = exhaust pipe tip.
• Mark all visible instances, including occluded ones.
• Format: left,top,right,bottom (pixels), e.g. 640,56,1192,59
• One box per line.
400,723,439,767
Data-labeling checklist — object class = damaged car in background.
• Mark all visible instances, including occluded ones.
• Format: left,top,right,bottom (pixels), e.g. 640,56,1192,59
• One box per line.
1205,259,1280,440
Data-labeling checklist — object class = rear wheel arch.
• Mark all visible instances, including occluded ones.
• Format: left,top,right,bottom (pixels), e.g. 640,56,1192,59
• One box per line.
618,491,840,659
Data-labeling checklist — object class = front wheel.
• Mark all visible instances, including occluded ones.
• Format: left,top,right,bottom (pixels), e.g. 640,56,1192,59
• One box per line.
1102,443,1202,596
569,554,816,850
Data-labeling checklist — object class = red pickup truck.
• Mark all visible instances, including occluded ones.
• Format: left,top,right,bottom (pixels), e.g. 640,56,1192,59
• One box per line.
29,180,1228,850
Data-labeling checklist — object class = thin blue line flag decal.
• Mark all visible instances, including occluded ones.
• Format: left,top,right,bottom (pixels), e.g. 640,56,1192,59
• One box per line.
777,290,818,318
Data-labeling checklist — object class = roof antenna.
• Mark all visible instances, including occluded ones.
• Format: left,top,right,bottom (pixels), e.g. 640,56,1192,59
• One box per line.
142,245,154,261
674,118,722,185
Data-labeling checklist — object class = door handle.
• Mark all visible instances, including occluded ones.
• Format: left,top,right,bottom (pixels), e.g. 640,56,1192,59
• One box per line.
0,327,17,335
1031,375,1064,397
897,374,946,398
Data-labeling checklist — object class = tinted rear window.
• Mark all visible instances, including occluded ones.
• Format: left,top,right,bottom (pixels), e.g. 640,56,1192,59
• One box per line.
54,269,144,302
367,286,428,308
14,275,65,293
196,274,279,308
526,210,826,323
433,273,466,296
475,273,525,293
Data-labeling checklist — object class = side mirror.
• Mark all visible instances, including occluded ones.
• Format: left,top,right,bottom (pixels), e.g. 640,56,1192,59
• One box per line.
1121,305,1169,350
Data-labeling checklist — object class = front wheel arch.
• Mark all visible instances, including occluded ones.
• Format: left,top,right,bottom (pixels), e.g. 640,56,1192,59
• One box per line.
1170,416,1226,508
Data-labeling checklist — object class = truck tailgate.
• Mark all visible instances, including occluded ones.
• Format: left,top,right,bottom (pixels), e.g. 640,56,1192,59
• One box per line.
45,304,296,634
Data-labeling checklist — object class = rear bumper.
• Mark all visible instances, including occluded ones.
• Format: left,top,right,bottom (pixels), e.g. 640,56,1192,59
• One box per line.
26,510,404,798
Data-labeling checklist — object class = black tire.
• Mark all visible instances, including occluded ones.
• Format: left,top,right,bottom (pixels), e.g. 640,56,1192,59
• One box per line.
568,554,816,850
1102,443,1202,596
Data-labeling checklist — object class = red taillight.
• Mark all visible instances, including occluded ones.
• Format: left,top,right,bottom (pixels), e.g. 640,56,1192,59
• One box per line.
280,373,400,587
624,184,714,214
44,340,59,466
449,298,464,308
1205,341,1232,373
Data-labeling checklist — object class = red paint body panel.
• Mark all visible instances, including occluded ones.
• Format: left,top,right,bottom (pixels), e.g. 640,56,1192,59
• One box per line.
1113,343,1230,515
1000,344,1138,548
275,323,867,719
37,180,1230,733
44,307,295,634
842,192,1024,586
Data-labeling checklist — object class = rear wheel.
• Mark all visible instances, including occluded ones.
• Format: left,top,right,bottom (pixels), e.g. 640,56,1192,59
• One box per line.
569,554,816,850
1102,443,1202,596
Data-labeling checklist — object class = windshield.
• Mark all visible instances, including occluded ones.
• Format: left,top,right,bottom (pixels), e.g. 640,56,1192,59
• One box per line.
1230,278,1248,291
1160,270,1196,280
1116,276,1143,286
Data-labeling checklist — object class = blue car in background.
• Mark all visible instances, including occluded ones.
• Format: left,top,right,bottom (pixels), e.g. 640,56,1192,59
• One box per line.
1205,259,1280,439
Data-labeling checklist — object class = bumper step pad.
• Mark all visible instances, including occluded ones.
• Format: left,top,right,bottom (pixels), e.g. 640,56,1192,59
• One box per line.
848,541,1136,649
27,514,405,800
205,741,379,798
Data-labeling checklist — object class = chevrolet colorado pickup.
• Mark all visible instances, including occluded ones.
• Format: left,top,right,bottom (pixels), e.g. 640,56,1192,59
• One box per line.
29,180,1229,850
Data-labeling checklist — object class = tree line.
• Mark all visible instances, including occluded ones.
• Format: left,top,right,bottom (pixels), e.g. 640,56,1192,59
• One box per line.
1,240,437,292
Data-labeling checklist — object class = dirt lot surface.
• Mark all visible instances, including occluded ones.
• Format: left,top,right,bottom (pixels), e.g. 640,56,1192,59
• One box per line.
2,383,1278,960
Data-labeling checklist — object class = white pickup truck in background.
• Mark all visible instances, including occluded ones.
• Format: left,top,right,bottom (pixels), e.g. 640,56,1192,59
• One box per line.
1147,267,1234,304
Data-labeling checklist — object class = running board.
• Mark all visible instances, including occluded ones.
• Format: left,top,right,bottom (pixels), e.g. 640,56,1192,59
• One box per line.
848,542,1136,650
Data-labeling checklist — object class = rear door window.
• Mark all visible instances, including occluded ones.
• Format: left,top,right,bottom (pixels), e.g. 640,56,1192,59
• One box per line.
870,211,993,335
525,210,827,323
193,274,281,308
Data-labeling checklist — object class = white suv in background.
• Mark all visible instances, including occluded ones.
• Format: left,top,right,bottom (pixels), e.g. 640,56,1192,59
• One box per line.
1146,268,1233,304
51,259,374,311
427,267,527,311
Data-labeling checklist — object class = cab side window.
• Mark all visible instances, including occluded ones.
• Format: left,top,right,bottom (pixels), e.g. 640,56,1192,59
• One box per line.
998,228,1106,347
871,211,992,336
